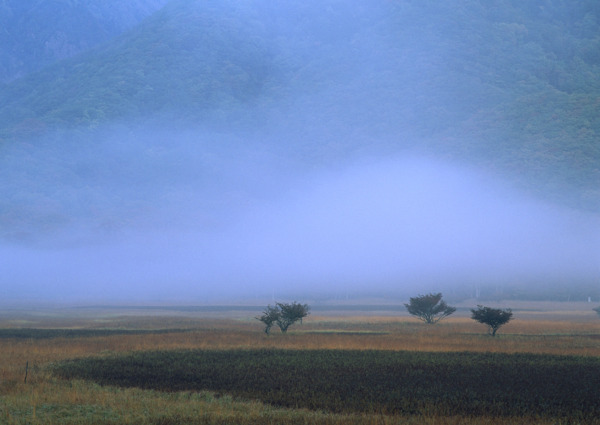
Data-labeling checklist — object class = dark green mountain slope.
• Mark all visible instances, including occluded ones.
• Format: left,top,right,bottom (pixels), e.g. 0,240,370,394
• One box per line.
2,0,599,145
391,1,600,210
0,0,599,226
0,0,276,137
0,0,168,83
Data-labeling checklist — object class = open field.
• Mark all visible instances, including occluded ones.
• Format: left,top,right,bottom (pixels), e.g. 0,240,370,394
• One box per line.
0,302,599,424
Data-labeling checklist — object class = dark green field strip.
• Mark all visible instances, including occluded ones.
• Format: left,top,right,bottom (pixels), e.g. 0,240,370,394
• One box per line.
0,328,190,339
53,349,600,419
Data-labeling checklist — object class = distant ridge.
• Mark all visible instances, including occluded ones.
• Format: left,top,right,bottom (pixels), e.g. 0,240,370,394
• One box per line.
0,0,276,138
0,0,598,235
0,0,169,83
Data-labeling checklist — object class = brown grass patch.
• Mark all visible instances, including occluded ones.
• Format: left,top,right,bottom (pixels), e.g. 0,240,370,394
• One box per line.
0,304,599,424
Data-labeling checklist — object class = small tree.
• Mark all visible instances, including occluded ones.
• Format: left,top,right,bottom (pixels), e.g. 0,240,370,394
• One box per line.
257,305,280,335
257,302,310,334
594,306,600,317
276,302,310,332
404,293,456,324
471,305,513,336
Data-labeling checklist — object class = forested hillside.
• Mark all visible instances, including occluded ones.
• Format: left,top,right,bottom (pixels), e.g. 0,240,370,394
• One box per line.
0,0,168,83
0,0,599,244
0,0,281,135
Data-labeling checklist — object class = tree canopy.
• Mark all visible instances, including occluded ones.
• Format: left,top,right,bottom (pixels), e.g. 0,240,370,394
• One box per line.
257,302,310,334
471,305,513,336
405,293,456,324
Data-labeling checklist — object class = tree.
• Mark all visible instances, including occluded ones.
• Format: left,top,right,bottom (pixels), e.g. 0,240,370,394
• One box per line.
594,306,600,317
257,305,280,335
471,305,513,336
404,293,456,324
256,302,310,334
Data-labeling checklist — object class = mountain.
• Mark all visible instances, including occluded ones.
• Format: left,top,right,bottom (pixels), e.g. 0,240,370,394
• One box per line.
0,0,169,83
0,0,599,244
0,0,279,138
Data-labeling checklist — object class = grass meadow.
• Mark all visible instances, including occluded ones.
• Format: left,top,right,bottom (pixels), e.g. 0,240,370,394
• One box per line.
0,302,599,424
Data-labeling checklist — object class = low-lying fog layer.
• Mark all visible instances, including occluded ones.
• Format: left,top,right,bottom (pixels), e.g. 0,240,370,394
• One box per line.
2,1,599,305
2,134,598,303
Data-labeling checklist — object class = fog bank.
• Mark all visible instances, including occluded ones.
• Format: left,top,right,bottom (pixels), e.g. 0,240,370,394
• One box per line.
3,151,598,303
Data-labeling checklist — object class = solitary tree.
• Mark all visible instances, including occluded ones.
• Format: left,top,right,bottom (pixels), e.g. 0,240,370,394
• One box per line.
404,293,456,324
257,302,310,334
470,305,513,336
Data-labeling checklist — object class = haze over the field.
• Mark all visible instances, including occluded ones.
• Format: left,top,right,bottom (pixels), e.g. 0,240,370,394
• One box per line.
1,0,599,304
2,131,598,303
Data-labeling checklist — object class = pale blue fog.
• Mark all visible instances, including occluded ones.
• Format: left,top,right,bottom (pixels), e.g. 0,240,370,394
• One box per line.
1,0,599,304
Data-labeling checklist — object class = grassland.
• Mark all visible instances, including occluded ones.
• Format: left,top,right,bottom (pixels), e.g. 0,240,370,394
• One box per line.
0,303,599,424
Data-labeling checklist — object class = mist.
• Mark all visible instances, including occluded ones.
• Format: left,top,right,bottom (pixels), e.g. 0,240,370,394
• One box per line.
1,129,598,304
1,1,599,305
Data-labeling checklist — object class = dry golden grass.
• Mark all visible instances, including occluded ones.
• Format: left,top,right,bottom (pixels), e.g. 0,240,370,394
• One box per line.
0,304,599,424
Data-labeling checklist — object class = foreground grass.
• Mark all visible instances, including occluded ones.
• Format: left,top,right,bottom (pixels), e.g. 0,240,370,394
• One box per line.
0,307,599,424
53,349,600,420
3,379,570,425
